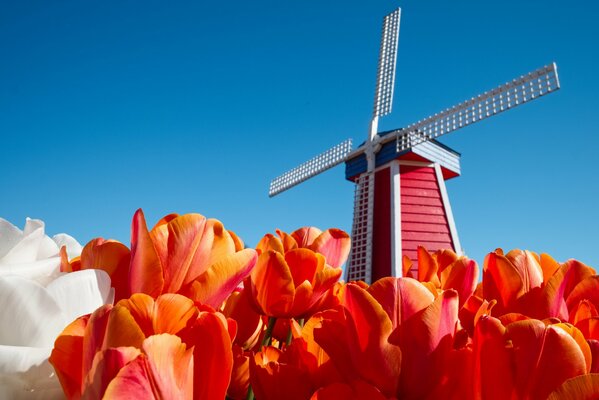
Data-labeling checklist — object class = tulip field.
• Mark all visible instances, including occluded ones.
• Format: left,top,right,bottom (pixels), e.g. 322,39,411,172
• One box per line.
1,209,599,399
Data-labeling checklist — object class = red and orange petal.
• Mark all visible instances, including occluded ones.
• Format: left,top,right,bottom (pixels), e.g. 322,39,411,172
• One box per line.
256,233,285,255
130,209,165,297
472,315,514,400
367,277,434,329
222,289,263,349
117,293,198,338
227,345,250,399
102,334,194,399
336,284,401,396
307,228,350,268
397,290,460,398
416,246,440,286
79,238,131,301
570,300,599,325
181,311,234,400
291,227,323,248
250,346,313,400
483,250,525,314
50,316,89,399
506,319,588,399
439,257,479,308
248,250,295,316
547,374,599,400
183,248,257,308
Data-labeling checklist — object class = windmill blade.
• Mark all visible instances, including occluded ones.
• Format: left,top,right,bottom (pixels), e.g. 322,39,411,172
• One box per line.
395,63,560,151
269,139,353,197
373,8,401,119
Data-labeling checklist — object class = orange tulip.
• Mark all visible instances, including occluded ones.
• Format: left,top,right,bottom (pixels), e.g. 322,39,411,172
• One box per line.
50,293,235,399
471,313,591,399
129,209,257,307
245,249,342,318
403,246,479,308
256,227,351,268
61,238,131,301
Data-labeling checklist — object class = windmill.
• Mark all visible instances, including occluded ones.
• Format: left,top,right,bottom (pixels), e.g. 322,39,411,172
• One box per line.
268,7,560,284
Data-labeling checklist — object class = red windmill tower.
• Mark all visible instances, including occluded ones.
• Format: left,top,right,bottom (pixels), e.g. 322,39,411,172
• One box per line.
268,7,560,283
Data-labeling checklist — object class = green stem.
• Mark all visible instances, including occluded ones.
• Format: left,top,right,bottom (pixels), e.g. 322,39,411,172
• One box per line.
245,386,254,400
261,317,277,347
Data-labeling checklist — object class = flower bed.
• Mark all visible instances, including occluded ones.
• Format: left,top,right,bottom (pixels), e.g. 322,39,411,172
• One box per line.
1,210,598,399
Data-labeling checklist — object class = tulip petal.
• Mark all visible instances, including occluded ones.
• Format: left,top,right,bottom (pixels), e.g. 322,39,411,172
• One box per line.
103,334,194,399
547,373,599,400
80,239,130,302
472,315,514,400
250,251,294,316
46,269,113,324
275,229,299,252
103,305,146,350
0,218,23,259
571,300,599,325
222,289,263,349
50,317,88,399
440,257,479,308
118,293,198,337
155,214,207,293
341,284,401,396
309,229,350,268
0,276,66,347
505,249,543,291
228,345,250,399
554,323,592,373
142,334,194,399
542,261,596,320
567,276,599,314
186,248,257,308
367,277,434,329
291,227,322,248
540,253,561,282
228,230,245,252
0,345,57,397
417,246,440,286
83,346,141,399
129,209,164,297
507,319,587,399
483,251,524,314
256,234,284,255
0,218,54,264
184,312,233,400
398,290,459,399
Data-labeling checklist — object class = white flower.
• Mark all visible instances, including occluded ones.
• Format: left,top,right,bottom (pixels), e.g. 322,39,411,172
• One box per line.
0,218,113,399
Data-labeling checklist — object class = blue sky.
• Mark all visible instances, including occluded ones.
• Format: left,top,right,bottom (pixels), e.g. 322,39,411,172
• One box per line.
2,0,598,269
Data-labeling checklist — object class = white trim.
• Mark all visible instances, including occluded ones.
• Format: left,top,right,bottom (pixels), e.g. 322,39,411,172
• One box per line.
390,160,402,277
434,163,463,255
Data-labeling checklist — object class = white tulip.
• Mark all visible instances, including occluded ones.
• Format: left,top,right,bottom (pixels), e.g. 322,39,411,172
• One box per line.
0,218,113,399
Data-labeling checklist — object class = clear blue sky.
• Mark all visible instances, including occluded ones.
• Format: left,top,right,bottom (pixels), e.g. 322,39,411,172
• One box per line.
2,0,598,269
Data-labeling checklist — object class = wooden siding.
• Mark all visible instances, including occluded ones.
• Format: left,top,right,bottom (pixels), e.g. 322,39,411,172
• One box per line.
400,165,455,275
